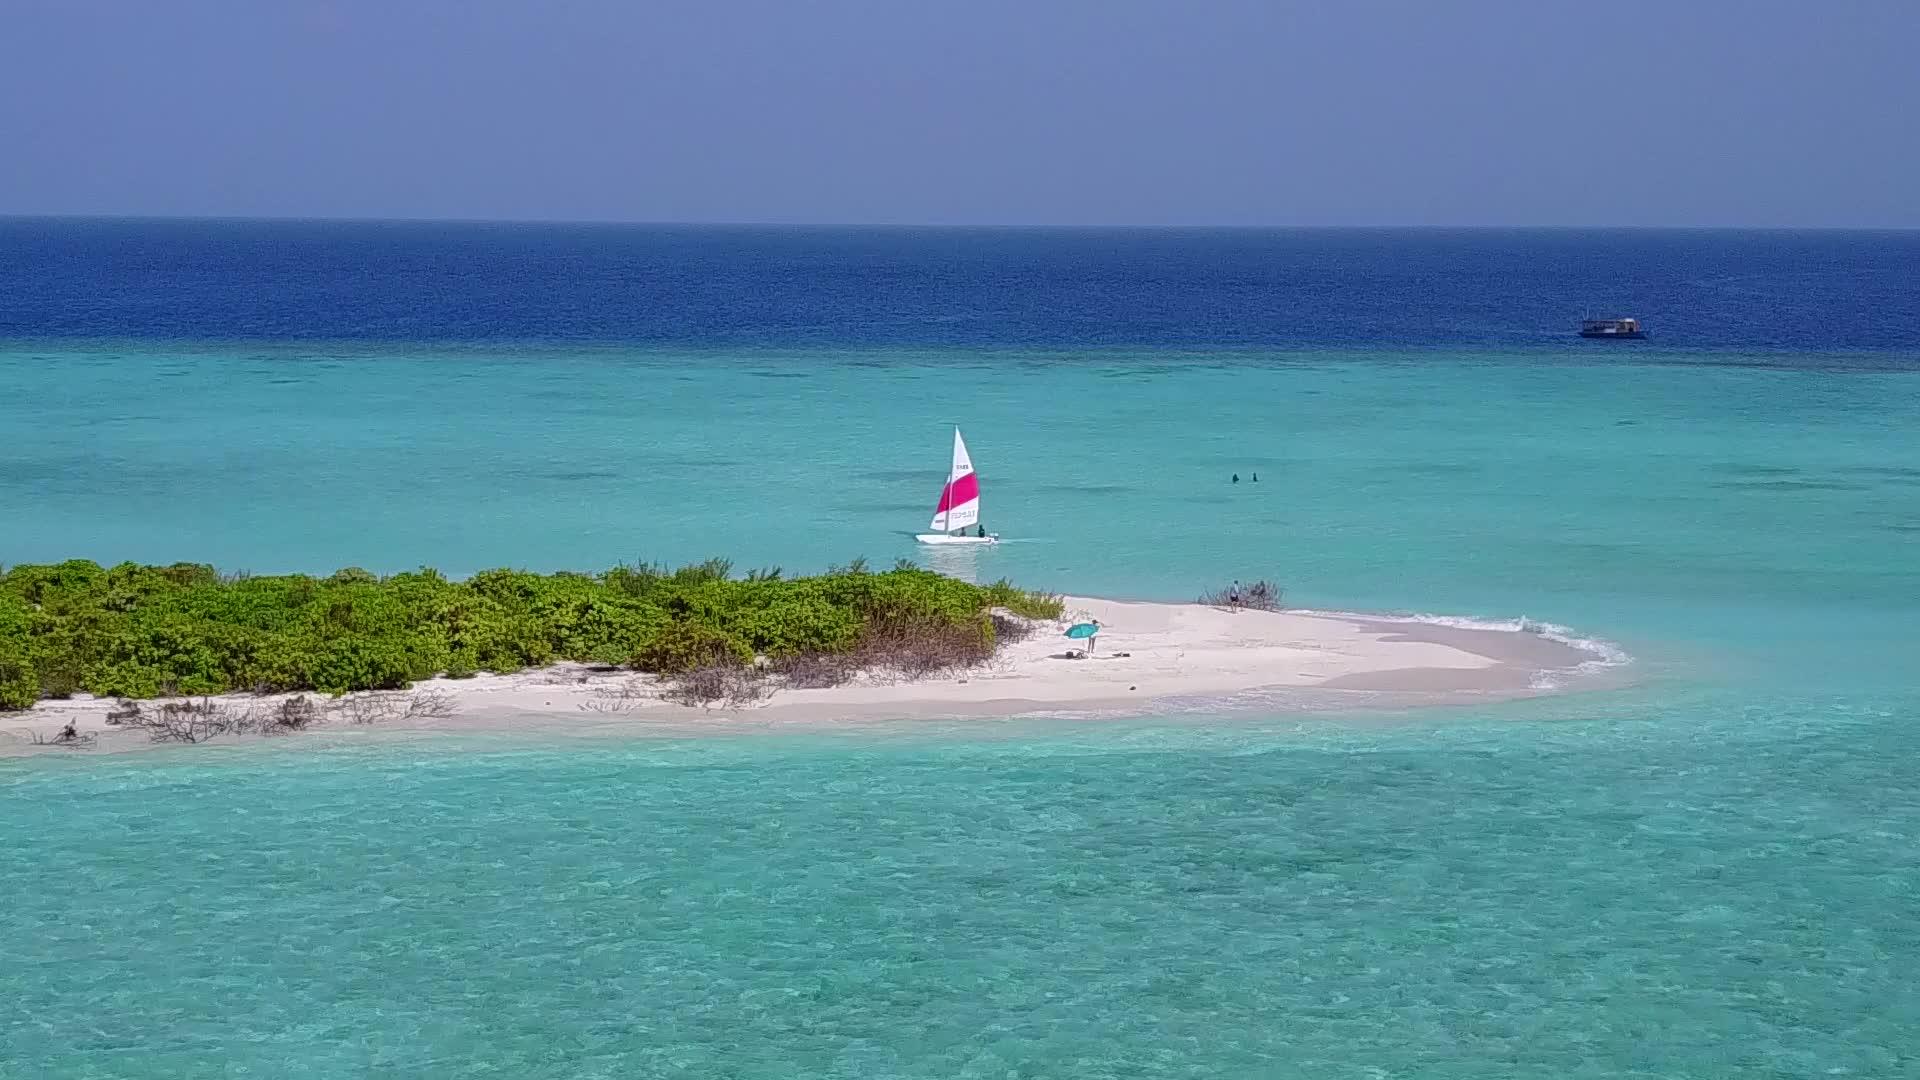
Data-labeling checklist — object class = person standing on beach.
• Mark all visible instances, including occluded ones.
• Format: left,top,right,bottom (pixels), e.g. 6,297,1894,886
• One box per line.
1229,580,1242,610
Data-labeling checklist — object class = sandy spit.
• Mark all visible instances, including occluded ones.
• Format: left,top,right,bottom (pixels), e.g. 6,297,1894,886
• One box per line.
0,598,1628,757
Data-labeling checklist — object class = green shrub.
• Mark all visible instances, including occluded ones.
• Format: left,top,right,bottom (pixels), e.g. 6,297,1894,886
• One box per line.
0,639,38,711
727,596,861,657
982,578,1065,619
307,634,419,695
632,620,751,674
2,559,109,610
0,558,1056,701
603,562,669,599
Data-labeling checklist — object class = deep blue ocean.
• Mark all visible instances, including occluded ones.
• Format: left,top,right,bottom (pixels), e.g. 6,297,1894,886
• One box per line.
2,221,1918,1078
5,218,1919,352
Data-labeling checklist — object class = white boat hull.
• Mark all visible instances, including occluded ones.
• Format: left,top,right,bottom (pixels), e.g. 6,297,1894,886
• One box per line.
915,534,999,545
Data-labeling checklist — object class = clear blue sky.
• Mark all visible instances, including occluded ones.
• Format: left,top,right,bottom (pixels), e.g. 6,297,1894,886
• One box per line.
4,0,1916,226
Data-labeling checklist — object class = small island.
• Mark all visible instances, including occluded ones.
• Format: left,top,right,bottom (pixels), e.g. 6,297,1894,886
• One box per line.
1,559,1621,754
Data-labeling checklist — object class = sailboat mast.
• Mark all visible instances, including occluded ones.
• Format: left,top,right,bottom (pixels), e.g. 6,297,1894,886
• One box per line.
948,427,960,537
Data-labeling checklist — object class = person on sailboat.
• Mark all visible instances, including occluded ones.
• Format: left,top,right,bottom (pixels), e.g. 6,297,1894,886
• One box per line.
977,525,987,538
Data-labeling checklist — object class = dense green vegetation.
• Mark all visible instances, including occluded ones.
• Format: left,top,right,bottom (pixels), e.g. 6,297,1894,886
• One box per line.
0,559,1063,710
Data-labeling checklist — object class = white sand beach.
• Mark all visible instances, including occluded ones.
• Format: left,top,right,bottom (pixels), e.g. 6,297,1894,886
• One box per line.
1,598,1626,755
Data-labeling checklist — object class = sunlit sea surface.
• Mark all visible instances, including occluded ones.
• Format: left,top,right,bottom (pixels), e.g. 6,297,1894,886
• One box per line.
2,223,1916,1077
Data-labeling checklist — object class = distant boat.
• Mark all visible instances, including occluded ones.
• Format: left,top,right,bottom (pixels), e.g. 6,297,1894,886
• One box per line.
1580,317,1648,340
915,428,999,545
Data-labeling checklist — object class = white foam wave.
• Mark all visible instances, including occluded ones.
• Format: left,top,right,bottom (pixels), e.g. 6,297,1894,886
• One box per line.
1294,607,1632,689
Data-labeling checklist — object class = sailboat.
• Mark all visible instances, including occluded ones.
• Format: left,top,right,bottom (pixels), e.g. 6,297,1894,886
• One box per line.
915,428,999,545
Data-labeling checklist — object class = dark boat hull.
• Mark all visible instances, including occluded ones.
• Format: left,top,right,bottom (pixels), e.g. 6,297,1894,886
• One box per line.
1579,330,1648,340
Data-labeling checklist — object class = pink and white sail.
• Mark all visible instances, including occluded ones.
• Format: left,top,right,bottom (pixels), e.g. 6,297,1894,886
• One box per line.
928,428,981,533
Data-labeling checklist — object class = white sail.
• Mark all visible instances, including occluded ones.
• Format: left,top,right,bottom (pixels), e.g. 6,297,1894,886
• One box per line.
927,428,981,533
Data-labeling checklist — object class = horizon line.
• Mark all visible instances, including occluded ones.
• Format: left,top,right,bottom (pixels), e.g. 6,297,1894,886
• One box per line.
2,213,1916,233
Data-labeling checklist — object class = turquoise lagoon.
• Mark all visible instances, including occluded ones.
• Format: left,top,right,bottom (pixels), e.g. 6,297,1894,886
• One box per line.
3,344,1918,1077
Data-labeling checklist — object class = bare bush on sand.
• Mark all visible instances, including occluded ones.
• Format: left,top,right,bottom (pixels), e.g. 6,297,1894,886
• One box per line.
29,719,96,750
92,687,455,743
328,688,458,726
1198,580,1284,611
767,652,859,690
664,664,773,709
580,677,655,715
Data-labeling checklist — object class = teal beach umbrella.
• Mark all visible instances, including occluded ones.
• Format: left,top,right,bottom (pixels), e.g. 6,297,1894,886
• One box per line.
1064,622,1099,640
